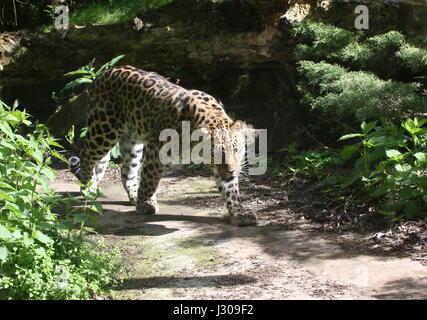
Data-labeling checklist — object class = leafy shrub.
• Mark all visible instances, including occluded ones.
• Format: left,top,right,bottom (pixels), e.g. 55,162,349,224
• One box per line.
298,61,427,121
293,22,411,75
52,55,125,105
288,21,427,222
0,100,121,299
292,21,358,61
337,119,427,220
397,46,427,74
70,0,173,26
273,144,342,178
294,21,427,125
281,119,427,221
1,0,172,30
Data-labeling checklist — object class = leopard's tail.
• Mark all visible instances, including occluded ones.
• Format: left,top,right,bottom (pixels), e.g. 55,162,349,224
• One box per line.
68,156,81,180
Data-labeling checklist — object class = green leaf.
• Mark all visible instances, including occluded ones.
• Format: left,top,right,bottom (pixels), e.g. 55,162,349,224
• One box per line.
414,152,427,164
5,203,24,216
29,149,43,163
96,55,125,76
51,150,67,163
64,70,92,77
89,202,103,215
83,226,96,233
0,190,14,202
57,222,72,232
338,133,363,141
32,230,54,245
0,246,8,263
0,122,14,137
385,149,402,158
0,182,16,190
0,224,13,240
367,135,406,148
0,140,16,150
361,121,377,134
395,163,411,172
23,232,34,246
41,167,57,181
35,247,47,257
73,214,88,224
63,78,93,91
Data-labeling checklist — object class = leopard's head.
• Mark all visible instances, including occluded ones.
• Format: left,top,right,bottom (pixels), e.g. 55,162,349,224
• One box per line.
212,120,258,180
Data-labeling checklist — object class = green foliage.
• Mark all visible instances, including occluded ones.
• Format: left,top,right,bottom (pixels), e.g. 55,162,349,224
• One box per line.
70,0,173,25
1,1,172,30
0,0,52,29
281,119,427,221
397,46,427,74
0,100,121,299
293,22,412,74
339,31,406,71
336,119,427,220
292,21,359,61
274,144,342,178
53,55,124,104
290,21,427,222
294,21,427,123
298,61,427,120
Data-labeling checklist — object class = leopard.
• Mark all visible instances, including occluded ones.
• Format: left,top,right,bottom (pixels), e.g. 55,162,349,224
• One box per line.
69,65,258,226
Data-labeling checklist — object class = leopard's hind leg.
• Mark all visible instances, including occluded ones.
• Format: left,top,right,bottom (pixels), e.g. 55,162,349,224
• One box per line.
120,132,144,204
136,142,164,215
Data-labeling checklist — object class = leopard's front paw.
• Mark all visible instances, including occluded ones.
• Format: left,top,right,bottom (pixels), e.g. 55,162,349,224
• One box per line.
136,199,159,215
230,211,258,226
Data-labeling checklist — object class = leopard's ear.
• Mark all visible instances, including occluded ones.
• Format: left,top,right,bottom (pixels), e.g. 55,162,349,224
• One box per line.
230,120,247,131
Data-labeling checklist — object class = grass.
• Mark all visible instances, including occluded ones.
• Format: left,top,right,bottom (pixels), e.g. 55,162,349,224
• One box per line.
70,0,174,25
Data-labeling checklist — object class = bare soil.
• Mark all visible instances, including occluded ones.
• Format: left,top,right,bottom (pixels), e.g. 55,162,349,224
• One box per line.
51,164,427,300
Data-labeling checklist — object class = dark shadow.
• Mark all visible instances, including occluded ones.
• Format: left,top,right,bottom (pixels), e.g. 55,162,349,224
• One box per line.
98,222,179,237
179,191,219,195
135,213,227,224
96,200,135,206
160,197,223,209
115,274,256,290
57,191,82,198
162,166,212,178
172,223,397,263
93,207,228,237
373,277,427,299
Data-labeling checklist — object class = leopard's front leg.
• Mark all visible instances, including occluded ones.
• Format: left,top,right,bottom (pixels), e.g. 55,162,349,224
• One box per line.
136,143,164,215
216,174,258,226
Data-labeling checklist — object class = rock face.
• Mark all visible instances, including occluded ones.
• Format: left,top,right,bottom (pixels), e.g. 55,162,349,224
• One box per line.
1,0,427,148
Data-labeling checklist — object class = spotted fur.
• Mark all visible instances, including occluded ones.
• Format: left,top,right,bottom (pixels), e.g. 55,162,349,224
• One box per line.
69,66,257,226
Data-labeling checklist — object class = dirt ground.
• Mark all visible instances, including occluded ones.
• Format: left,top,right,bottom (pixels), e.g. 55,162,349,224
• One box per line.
51,164,427,300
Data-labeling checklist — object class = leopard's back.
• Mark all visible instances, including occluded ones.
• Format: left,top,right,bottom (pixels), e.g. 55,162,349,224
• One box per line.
87,66,194,141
